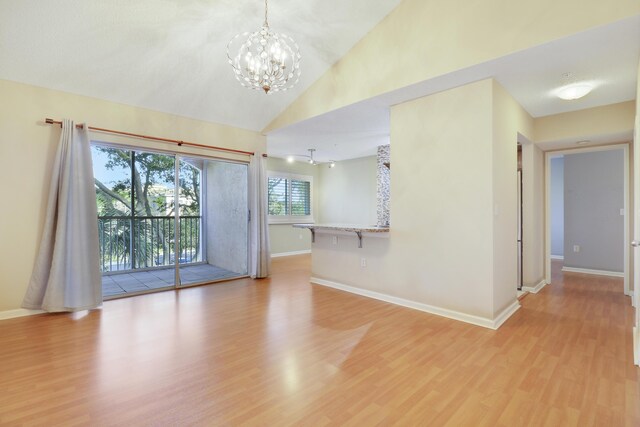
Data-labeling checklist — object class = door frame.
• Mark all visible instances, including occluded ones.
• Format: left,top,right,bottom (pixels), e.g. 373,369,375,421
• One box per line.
544,143,631,298
175,155,251,289
91,138,251,298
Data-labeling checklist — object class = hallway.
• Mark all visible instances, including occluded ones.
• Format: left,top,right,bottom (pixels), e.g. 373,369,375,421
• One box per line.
0,256,637,425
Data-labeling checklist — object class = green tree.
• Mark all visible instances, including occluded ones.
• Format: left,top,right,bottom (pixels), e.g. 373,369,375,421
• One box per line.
93,147,202,271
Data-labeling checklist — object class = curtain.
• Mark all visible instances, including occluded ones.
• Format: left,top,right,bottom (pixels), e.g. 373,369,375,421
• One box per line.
248,154,271,278
23,119,102,312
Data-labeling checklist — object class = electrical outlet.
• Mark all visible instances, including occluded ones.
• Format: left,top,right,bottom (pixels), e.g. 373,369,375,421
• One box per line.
573,245,580,253
332,236,338,245
361,258,367,267
299,233,303,240
620,208,625,216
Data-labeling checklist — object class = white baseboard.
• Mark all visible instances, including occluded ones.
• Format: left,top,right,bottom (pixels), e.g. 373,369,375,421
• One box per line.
550,255,564,260
493,301,522,329
522,279,548,294
561,266,624,278
0,308,45,321
310,277,520,330
271,250,311,258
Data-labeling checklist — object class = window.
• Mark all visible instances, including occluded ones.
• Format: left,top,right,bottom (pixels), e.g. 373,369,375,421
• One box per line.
268,172,313,223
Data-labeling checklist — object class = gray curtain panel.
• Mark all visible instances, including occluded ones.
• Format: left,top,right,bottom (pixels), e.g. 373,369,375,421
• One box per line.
249,154,271,278
23,119,102,312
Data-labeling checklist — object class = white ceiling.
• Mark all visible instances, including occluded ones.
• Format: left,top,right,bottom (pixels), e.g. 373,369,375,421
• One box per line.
268,15,640,160
0,0,401,132
1,2,636,158
268,99,390,161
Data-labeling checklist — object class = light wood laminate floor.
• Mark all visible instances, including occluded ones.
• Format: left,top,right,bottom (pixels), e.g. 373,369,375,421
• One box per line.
0,257,638,425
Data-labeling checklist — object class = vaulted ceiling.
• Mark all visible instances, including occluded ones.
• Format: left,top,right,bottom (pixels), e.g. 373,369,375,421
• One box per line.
0,0,401,131
268,15,640,161
1,2,638,160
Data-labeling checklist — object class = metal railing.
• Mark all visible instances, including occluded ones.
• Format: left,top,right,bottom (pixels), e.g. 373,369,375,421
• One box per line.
98,216,201,272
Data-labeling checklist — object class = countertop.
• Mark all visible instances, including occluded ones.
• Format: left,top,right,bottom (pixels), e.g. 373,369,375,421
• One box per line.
292,223,390,233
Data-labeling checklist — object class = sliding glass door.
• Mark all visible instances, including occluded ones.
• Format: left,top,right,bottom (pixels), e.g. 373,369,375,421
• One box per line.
92,145,248,298
177,157,248,287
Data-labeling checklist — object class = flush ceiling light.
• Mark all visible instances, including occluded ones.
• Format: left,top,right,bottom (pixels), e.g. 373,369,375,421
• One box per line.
556,83,593,100
227,0,302,94
286,155,295,163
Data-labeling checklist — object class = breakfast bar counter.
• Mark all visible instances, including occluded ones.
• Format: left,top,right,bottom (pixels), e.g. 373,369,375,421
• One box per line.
293,223,389,248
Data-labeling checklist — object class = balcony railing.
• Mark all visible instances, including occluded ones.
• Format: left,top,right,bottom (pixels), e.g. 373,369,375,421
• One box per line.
98,216,201,273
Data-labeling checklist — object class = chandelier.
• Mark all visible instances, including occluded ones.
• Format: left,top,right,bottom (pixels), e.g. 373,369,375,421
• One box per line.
226,0,302,94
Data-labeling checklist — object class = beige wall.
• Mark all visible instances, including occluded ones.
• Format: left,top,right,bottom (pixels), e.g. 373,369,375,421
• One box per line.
0,79,265,313
266,155,379,254
266,157,319,255
317,156,377,225
534,101,636,145
269,225,312,255
266,0,639,132
389,79,494,318
312,79,532,323
492,81,534,315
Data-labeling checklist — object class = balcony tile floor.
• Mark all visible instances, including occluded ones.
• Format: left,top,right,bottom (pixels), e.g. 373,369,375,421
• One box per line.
102,264,243,297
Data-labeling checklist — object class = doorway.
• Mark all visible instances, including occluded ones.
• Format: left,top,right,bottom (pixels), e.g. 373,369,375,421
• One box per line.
545,144,630,297
91,144,249,298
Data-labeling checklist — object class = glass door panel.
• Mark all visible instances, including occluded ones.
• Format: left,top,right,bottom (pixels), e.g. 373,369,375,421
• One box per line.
178,157,248,286
92,146,133,276
92,145,176,297
131,150,176,291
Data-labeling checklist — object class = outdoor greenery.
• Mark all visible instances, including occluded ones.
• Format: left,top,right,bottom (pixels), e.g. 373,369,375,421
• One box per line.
93,146,202,272
268,176,311,217
267,177,288,216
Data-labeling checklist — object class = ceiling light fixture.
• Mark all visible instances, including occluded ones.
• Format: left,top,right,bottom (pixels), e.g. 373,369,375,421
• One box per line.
308,149,317,165
557,83,593,100
285,149,336,168
226,0,301,94
555,73,593,101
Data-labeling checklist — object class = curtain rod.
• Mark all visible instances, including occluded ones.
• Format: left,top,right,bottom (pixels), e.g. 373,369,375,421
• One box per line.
44,118,266,157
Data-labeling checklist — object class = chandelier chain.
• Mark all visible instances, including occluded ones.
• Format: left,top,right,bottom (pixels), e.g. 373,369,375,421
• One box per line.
264,0,268,27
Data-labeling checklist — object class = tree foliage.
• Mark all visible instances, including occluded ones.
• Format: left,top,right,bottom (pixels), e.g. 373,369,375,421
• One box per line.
93,146,202,271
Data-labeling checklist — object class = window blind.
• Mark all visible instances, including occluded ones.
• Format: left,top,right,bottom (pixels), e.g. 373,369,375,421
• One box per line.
268,177,289,215
291,180,311,216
